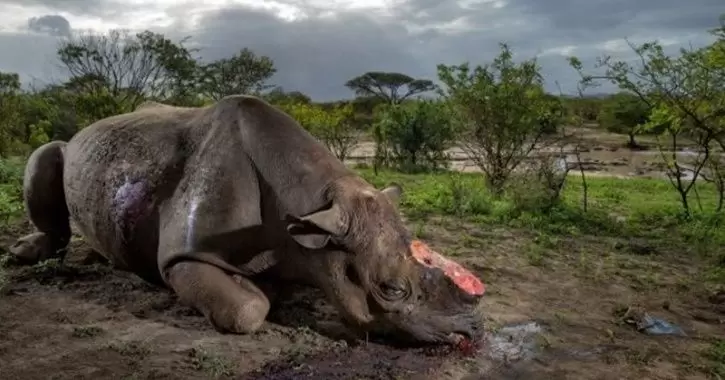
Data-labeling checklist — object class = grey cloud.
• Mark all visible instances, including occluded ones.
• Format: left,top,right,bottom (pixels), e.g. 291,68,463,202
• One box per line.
0,32,65,88
0,0,131,17
161,6,428,101
0,0,721,100
28,15,72,37
509,0,724,32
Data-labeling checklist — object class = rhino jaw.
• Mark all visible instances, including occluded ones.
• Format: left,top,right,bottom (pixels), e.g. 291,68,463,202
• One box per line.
410,239,485,297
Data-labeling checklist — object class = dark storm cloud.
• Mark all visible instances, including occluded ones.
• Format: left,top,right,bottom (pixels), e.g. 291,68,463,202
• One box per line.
169,0,720,98
162,6,428,101
0,0,721,99
28,15,72,36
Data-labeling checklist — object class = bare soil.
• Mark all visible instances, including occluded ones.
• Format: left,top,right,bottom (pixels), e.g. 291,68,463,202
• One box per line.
1,218,723,380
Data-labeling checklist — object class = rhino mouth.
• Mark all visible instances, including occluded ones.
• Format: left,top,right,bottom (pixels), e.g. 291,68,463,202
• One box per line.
362,304,484,347
363,319,482,348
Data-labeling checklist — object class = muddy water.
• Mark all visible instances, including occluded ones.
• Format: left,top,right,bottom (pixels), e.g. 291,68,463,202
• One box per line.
484,321,543,362
344,142,721,179
458,321,622,380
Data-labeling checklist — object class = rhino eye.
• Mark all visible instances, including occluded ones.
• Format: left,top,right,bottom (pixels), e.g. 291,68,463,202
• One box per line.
380,281,407,300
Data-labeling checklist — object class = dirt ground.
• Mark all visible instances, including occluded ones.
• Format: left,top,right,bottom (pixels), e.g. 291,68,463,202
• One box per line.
1,216,723,380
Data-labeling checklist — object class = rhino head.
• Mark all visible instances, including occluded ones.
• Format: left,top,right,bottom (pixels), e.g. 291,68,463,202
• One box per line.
285,177,485,345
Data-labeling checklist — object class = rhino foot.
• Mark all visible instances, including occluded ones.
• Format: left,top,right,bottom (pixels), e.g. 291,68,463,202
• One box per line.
8,232,58,264
167,260,271,334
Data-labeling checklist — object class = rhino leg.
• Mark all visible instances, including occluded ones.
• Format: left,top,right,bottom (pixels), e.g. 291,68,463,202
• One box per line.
10,141,71,264
166,260,270,334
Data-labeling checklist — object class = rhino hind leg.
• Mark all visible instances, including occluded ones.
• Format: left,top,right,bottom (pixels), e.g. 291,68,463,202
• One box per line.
166,260,270,334
9,141,71,264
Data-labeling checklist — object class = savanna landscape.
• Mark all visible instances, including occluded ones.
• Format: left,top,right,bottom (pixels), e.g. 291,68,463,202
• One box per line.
0,15,724,380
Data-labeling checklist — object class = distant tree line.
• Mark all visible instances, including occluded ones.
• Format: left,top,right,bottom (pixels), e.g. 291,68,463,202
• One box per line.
0,14,723,216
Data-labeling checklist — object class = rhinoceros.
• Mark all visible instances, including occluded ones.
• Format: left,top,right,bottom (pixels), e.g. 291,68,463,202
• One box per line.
8,95,485,345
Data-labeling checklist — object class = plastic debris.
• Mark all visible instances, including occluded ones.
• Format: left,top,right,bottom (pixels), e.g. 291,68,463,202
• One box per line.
637,314,687,336
620,306,686,336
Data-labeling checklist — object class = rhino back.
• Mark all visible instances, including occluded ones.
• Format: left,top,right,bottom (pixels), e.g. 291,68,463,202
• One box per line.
62,106,210,281
225,95,353,217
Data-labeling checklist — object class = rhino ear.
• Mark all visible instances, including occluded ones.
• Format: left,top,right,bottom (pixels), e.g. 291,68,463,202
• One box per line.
286,202,347,250
381,183,403,204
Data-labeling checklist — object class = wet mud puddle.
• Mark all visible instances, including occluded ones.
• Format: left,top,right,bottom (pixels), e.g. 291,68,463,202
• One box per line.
244,321,549,380
484,321,543,362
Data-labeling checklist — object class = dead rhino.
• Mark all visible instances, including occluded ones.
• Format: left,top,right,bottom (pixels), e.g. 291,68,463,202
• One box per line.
9,95,485,345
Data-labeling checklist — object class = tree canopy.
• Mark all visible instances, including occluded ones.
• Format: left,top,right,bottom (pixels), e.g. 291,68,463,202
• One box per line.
344,72,435,104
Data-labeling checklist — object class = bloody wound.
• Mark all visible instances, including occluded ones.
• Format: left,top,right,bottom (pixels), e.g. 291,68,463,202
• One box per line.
410,240,485,296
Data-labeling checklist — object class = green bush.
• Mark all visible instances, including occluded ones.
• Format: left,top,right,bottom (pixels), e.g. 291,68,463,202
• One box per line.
372,100,454,173
0,157,25,224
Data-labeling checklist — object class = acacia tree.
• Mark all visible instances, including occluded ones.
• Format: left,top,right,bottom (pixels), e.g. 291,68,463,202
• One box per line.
437,43,558,195
569,14,725,216
198,48,276,100
345,72,435,104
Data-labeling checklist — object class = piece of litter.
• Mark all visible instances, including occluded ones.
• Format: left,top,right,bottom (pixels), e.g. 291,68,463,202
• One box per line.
637,314,687,336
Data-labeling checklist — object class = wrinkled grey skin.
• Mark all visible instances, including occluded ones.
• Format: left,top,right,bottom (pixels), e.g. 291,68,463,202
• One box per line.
9,95,483,344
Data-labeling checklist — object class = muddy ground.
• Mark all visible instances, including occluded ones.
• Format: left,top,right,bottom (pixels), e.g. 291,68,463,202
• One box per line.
1,216,723,380
347,126,721,179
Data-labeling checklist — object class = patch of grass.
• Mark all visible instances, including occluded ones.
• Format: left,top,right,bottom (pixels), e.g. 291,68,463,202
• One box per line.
32,258,62,275
71,325,104,338
188,347,234,378
358,168,725,273
119,374,142,380
704,339,725,378
524,242,548,267
108,340,152,358
0,257,8,294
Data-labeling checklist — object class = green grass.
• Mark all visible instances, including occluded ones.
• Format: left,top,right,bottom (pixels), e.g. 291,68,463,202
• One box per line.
0,157,24,223
704,339,725,378
0,157,25,295
358,168,722,222
187,347,234,378
357,168,725,268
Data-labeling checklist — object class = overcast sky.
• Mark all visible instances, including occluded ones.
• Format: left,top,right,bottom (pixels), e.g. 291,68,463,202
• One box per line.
0,0,721,101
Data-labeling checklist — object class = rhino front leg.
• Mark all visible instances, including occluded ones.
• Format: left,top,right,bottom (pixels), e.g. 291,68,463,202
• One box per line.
166,260,270,334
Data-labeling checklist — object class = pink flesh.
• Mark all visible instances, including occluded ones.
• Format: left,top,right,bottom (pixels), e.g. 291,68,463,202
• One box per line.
410,240,485,296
